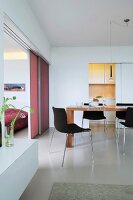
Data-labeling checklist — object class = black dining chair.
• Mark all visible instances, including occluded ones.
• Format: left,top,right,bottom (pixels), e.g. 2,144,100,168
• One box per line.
82,103,107,134
116,103,133,123
119,107,133,154
50,107,93,167
116,103,133,138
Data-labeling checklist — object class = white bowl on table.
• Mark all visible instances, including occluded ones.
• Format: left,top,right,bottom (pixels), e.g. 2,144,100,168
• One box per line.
89,102,98,107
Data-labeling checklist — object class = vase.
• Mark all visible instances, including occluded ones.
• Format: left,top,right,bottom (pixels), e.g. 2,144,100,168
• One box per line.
5,125,14,147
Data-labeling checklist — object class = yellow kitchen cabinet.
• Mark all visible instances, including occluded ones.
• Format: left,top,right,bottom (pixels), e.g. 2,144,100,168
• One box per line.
89,64,105,84
104,64,115,84
88,63,115,84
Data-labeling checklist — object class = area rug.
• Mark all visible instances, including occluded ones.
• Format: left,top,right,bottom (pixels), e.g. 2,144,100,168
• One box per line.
49,182,133,200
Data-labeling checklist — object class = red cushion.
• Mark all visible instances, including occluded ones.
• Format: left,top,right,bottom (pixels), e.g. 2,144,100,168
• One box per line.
5,109,28,125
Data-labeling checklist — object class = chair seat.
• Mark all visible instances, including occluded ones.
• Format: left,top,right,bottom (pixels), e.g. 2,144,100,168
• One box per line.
67,123,91,134
83,111,106,120
120,122,126,126
116,112,126,120
116,103,133,120
120,121,133,128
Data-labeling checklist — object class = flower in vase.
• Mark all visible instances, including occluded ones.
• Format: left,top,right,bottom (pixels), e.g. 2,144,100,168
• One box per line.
0,96,33,147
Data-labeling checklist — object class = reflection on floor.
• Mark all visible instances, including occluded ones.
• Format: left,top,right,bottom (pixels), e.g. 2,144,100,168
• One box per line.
20,125,133,200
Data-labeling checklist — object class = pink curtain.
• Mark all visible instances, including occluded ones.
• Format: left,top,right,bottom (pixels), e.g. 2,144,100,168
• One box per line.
39,58,49,133
30,51,39,138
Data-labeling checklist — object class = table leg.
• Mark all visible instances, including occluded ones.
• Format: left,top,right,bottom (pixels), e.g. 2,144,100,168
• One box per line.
67,110,74,123
66,110,74,148
66,134,74,148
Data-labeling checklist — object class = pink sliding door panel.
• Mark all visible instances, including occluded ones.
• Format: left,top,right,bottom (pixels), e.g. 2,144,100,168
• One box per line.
30,51,39,138
39,58,49,133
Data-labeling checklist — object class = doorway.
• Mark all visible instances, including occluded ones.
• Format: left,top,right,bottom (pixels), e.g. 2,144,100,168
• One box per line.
3,15,49,139
4,32,30,139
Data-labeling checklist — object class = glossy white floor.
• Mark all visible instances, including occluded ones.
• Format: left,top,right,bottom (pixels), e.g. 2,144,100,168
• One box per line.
18,125,133,200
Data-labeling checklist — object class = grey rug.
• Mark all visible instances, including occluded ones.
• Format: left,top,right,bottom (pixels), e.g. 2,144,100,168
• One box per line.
49,182,133,200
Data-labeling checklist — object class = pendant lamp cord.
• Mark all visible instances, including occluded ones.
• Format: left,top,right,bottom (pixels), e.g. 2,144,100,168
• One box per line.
110,20,112,64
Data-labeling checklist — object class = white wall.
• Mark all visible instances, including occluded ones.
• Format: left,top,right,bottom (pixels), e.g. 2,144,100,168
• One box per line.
1,0,50,61
0,11,4,140
50,46,133,126
4,58,30,109
0,11,4,105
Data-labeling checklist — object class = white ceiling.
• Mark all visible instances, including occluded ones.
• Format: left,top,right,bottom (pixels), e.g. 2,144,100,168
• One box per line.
27,0,133,47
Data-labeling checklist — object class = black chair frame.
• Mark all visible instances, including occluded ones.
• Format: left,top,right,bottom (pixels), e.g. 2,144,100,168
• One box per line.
116,103,133,140
118,107,133,154
50,107,94,167
82,103,107,134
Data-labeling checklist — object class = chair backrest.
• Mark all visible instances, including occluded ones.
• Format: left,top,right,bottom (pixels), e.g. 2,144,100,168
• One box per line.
83,111,105,120
116,103,133,120
84,103,89,106
125,107,133,127
52,107,68,133
116,103,133,106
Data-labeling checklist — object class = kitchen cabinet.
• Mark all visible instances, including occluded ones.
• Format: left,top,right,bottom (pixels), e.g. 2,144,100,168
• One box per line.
104,64,115,84
116,63,133,103
89,63,116,123
89,84,115,99
88,63,115,84
89,64,104,84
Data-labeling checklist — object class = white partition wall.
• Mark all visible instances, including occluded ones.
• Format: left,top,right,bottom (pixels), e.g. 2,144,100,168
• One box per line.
0,12,4,103
121,64,133,103
116,63,133,103
0,12,4,139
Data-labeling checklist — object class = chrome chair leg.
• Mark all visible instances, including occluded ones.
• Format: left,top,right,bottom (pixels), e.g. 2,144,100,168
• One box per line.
123,126,126,155
117,119,120,140
82,118,84,128
117,119,121,142
49,127,55,153
117,118,119,129
89,130,94,160
62,134,67,167
81,119,86,141
104,120,105,132
74,133,77,146
104,119,108,135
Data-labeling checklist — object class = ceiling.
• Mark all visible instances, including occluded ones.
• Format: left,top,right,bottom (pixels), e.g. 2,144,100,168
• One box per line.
27,0,133,47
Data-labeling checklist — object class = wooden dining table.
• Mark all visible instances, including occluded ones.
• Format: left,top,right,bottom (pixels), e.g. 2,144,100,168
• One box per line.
66,105,127,148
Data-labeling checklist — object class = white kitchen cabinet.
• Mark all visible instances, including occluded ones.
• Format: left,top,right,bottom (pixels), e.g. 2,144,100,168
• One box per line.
116,63,133,103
